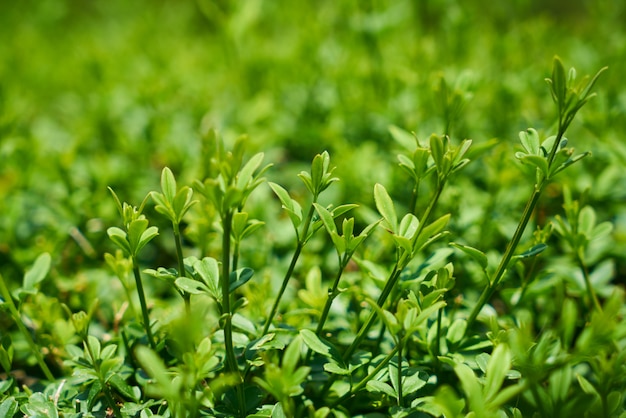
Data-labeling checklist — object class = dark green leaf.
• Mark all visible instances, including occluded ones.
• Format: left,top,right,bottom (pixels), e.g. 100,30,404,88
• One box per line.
229,267,254,292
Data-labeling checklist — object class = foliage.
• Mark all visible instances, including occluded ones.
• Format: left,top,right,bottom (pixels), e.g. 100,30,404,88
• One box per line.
1,1,625,417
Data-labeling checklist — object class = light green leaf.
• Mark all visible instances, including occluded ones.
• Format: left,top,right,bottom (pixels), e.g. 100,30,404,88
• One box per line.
450,243,488,270
454,362,485,415
374,183,397,233
175,277,209,295
300,329,344,366
366,380,396,397
107,227,131,255
389,125,418,150
519,129,540,155
160,167,177,203
22,253,51,293
484,344,511,402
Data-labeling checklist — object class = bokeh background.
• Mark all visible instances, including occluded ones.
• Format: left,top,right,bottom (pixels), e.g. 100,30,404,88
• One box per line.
1,0,624,285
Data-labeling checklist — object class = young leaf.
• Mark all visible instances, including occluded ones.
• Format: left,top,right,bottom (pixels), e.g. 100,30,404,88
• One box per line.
484,344,511,402
374,183,397,233
450,243,488,270
160,167,177,203
300,329,344,366
22,252,51,294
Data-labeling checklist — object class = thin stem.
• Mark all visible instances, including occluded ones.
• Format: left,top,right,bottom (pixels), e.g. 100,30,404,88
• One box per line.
0,274,55,382
465,186,543,331
220,211,245,417
262,203,317,335
173,222,191,316
330,343,401,408
435,309,443,359
131,260,157,350
342,182,445,362
396,343,403,406
342,266,401,362
465,131,566,333
315,254,350,336
577,253,602,312
261,242,303,336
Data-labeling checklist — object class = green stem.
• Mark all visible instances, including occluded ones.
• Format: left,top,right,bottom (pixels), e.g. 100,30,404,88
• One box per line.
131,260,157,350
0,274,55,382
220,211,245,417
342,182,445,362
577,253,602,312
173,222,191,316
315,254,350,336
396,342,403,406
465,130,567,333
435,309,443,359
330,343,401,408
262,203,317,335
261,242,303,336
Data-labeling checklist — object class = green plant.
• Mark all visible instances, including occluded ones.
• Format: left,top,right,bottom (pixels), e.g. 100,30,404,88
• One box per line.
1,41,623,418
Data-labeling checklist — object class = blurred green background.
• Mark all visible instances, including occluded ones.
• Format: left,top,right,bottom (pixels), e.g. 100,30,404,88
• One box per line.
0,0,624,284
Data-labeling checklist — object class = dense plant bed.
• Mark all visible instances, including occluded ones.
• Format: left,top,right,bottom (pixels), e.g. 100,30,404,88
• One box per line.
1,56,625,417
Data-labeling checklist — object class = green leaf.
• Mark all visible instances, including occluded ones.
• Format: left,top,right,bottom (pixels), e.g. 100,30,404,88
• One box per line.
450,243,488,270
0,335,13,373
366,380,396,397
136,226,159,255
413,214,450,252
172,187,196,221
454,362,486,415
174,277,209,295
269,182,303,228
484,344,511,402
517,154,549,177
136,346,180,398
313,203,338,235
0,397,18,417
430,134,445,173
160,166,177,203
519,129,540,155
446,318,467,344
576,373,599,396
517,243,547,259
192,257,220,298
551,56,567,106
107,227,131,255
389,125,418,150
236,152,265,190
374,183,397,233
282,336,302,374
398,213,419,239
229,267,254,293
22,252,51,294
300,329,344,366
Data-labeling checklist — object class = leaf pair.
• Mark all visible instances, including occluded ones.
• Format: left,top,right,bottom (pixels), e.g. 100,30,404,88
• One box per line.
151,167,197,225
108,219,159,259
174,256,254,310
374,183,450,262
298,151,338,198
546,56,607,133
196,151,271,215
516,128,589,181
